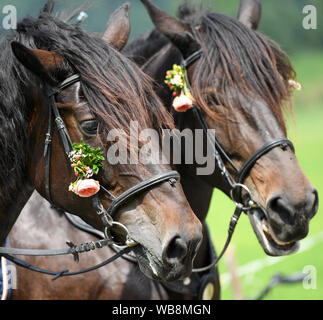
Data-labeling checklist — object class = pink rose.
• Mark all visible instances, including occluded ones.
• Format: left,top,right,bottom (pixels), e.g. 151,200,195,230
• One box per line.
73,179,100,197
172,94,193,112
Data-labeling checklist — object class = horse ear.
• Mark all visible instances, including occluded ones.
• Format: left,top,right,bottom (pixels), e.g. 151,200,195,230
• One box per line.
102,3,131,51
237,0,262,30
11,42,57,86
140,0,199,56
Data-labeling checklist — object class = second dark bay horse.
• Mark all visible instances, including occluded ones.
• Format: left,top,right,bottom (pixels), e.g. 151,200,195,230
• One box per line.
123,0,318,256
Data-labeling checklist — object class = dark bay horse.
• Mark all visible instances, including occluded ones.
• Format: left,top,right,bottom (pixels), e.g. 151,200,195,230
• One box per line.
6,3,217,300
5,1,317,298
0,0,203,286
123,0,318,258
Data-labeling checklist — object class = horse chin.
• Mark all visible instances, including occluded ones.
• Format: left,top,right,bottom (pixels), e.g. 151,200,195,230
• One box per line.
248,208,300,256
132,245,190,282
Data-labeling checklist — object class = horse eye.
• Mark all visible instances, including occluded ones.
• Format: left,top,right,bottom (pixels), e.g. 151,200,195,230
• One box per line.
80,120,98,136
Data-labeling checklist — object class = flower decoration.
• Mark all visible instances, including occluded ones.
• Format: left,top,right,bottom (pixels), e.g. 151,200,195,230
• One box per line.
69,179,100,198
288,79,302,92
172,93,194,112
165,64,194,112
68,139,104,197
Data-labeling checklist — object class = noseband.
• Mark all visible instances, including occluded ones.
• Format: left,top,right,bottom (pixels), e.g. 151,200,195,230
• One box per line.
181,50,295,272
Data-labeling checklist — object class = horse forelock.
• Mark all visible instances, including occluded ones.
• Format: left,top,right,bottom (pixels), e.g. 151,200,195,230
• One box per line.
127,3,296,133
182,4,295,132
15,11,172,132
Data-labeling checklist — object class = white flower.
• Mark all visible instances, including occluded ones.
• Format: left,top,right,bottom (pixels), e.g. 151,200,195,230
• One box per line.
86,169,93,178
170,74,183,87
288,79,302,91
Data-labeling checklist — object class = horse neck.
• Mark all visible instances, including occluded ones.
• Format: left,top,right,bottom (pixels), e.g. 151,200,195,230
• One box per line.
139,41,229,273
127,36,224,273
0,179,34,245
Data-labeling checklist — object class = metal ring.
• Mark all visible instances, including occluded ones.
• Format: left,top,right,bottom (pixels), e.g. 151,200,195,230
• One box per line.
230,183,258,210
104,222,137,248
230,183,252,201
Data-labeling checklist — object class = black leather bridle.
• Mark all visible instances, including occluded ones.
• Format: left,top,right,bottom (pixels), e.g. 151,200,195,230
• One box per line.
180,49,295,272
45,73,180,245
0,74,180,278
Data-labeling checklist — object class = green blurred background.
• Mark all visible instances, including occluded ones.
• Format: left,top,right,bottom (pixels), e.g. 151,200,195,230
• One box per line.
0,0,322,300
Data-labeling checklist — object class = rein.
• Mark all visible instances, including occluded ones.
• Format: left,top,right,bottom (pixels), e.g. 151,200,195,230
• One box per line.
0,74,180,279
180,50,295,273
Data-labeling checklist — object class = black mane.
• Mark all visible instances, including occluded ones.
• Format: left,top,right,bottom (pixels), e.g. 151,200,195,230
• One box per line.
125,3,295,130
0,2,172,203
122,29,169,66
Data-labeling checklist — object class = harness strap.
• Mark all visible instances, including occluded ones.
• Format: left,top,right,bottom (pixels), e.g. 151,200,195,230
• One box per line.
61,211,221,299
44,104,53,203
192,204,243,272
51,100,73,156
236,138,295,184
2,246,132,281
106,171,180,217
191,105,237,188
62,212,138,263
183,54,238,187
44,74,81,203
181,49,203,68
0,238,110,260
64,211,105,240
56,74,81,91
233,138,295,203
179,49,296,272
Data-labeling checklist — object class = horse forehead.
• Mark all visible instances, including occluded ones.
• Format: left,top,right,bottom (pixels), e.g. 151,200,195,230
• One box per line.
205,95,285,144
240,98,283,131
58,82,95,122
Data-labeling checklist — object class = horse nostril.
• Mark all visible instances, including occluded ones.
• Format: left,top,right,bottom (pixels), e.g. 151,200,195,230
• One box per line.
163,236,188,264
267,189,319,224
267,196,294,224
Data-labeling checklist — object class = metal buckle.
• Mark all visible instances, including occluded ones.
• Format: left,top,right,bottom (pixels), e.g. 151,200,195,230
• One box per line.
45,133,52,144
55,117,65,130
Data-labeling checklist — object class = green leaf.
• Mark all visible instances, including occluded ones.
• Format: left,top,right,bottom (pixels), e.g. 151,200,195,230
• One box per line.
69,139,104,179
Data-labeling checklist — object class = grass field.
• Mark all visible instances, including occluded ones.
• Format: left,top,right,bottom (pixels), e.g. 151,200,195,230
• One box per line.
206,51,323,300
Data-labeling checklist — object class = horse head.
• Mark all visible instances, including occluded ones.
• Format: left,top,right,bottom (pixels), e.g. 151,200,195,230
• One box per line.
0,4,203,281
139,0,318,256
